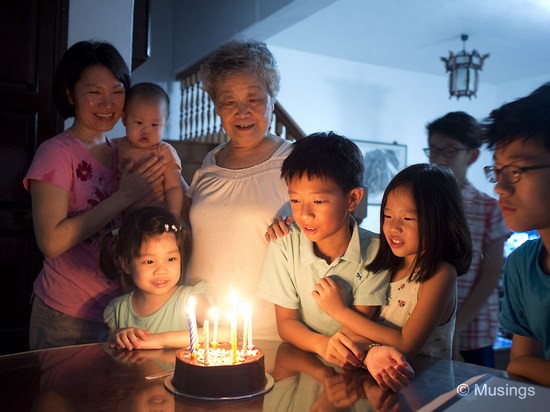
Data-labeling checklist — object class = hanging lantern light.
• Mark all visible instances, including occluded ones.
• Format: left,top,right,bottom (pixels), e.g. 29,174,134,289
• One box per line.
441,34,489,99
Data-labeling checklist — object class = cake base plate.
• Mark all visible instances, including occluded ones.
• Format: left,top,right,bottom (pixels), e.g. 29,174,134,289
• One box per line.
164,372,274,401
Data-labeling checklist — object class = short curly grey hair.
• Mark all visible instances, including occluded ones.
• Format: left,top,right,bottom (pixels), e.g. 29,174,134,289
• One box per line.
199,39,280,103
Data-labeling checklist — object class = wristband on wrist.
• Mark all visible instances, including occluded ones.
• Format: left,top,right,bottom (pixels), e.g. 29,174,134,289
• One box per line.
361,342,381,367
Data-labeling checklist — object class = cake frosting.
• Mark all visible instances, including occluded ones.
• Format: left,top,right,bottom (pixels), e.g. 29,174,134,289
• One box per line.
172,342,266,398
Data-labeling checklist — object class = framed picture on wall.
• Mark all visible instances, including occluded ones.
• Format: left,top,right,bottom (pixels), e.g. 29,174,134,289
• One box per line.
353,140,407,205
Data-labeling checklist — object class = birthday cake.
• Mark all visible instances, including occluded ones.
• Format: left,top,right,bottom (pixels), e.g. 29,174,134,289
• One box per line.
171,342,266,398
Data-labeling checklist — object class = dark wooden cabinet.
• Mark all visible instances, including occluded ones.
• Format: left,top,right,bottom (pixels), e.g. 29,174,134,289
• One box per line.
132,0,151,71
0,0,68,354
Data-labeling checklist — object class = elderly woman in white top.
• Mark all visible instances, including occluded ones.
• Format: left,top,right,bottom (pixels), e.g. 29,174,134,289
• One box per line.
185,40,292,340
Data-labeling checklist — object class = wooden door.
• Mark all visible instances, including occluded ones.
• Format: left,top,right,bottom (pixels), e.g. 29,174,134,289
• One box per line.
0,0,68,354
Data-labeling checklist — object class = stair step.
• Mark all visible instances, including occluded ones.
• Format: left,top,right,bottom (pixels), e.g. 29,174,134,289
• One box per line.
167,139,219,183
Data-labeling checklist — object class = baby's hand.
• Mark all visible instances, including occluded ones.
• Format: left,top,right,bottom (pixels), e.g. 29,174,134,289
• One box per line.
110,327,151,351
312,277,346,317
265,216,294,241
119,157,134,174
118,156,166,204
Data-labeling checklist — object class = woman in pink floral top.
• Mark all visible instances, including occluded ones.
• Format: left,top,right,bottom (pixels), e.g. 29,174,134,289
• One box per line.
23,41,165,349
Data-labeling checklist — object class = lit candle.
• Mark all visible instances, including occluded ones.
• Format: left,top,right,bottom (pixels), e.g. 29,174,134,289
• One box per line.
247,304,254,350
203,319,209,364
186,296,198,354
240,303,251,354
229,288,239,363
248,320,253,350
226,311,238,364
202,319,210,347
229,287,239,313
209,307,219,346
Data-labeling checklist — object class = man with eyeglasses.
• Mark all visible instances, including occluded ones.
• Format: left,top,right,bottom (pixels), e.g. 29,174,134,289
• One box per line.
425,111,510,368
483,83,550,387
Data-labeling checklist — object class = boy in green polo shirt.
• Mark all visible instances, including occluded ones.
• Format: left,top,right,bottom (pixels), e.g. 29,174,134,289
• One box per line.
257,133,408,378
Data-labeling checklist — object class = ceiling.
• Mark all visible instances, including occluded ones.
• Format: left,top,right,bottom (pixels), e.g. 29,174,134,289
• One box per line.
266,0,550,84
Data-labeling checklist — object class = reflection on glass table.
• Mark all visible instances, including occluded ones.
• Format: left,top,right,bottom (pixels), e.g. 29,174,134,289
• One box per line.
265,341,403,411
4,339,547,411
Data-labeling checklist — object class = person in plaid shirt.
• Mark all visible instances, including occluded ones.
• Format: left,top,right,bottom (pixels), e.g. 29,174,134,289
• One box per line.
424,112,510,367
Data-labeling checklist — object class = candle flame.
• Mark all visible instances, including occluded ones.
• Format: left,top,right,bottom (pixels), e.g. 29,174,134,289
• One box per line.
224,311,235,322
229,286,239,305
209,306,219,319
239,302,252,315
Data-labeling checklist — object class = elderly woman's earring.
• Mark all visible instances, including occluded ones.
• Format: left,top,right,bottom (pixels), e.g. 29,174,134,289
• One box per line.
66,90,74,105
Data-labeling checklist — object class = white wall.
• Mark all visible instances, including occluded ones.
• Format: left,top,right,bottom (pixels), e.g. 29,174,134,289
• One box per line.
269,46,548,231
67,0,134,137
68,0,133,61
496,74,550,105
171,0,336,73
131,0,180,140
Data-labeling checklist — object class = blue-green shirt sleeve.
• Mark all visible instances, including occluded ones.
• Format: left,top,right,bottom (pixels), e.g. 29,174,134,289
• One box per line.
499,251,533,337
256,237,300,310
352,232,390,307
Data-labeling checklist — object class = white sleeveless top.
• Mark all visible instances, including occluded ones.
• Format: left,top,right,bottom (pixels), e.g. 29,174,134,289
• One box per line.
379,275,456,359
187,140,293,340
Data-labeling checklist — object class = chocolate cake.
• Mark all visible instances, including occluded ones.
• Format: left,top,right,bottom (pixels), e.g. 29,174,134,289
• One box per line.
171,342,266,398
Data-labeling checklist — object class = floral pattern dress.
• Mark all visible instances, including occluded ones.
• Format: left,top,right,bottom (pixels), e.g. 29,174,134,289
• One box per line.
378,276,455,359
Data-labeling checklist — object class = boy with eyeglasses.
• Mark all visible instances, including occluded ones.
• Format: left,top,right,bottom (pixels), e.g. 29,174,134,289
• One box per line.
483,83,550,387
425,112,510,367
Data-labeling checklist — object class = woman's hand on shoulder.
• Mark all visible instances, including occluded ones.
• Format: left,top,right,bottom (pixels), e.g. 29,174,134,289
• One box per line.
265,216,294,241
